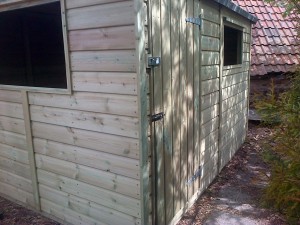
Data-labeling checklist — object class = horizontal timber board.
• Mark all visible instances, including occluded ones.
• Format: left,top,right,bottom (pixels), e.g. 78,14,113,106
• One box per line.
70,50,136,72
201,92,219,110
222,72,248,88
41,198,105,225
0,130,27,150
72,72,137,95
28,92,138,117
201,117,219,138
222,81,248,100
30,105,139,138
39,184,141,225
202,78,219,95
0,142,29,164
0,181,34,207
0,116,25,134
0,89,22,103
201,52,220,66
0,168,32,193
201,0,220,24
69,26,135,51
37,169,141,218
201,104,219,125
0,101,24,119
32,122,139,159
201,36,220,51
222,65,247,76
0,155,31,179
201,65,220,81
35,152,140,191
67,1,134,30
201,20,220,37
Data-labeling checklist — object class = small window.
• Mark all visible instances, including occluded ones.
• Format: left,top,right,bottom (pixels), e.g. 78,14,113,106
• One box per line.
224,25,243,66
0,1,67,89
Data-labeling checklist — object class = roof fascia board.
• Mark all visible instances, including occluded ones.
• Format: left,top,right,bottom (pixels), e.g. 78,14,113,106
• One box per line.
214,0,258,23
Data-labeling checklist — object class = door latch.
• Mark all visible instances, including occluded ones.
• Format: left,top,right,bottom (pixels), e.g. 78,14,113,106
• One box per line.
151,112,165,122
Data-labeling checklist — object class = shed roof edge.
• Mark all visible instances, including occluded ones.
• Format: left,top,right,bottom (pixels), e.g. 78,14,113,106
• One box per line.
213,0,258,23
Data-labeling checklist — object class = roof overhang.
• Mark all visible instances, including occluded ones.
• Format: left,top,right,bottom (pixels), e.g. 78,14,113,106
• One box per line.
213,0,258,23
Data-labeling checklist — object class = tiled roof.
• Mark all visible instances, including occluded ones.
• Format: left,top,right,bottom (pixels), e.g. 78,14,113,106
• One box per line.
232,0,300,76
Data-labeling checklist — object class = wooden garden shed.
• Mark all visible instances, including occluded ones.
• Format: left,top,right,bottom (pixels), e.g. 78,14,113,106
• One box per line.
0,0,257,224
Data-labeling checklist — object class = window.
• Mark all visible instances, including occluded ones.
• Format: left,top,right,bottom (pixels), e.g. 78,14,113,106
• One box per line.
224,25,243,66
0,1,67,89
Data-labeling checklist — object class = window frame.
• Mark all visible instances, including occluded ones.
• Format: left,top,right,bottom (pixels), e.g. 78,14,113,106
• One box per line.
223,19,244,69
0,0,71,94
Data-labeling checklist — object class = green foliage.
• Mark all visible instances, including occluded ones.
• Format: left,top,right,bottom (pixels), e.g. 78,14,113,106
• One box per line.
254,71,300,224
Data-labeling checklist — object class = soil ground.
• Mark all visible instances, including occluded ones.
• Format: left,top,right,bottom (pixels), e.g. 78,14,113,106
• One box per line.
0,122,287,225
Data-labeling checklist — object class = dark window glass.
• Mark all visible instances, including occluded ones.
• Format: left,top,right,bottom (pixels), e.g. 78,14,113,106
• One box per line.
224,25,243,66
0,2,67,89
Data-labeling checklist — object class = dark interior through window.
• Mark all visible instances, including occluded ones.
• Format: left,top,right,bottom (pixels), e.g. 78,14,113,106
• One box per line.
224,25,243,66
0,2,67,89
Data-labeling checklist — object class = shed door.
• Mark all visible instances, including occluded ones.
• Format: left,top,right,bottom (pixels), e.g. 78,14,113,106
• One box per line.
149,0,201,224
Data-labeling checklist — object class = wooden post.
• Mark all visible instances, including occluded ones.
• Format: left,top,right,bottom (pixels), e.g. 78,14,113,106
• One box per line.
21,90,41,211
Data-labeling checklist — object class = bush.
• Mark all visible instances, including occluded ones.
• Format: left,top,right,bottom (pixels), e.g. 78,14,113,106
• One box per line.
255,71,300,224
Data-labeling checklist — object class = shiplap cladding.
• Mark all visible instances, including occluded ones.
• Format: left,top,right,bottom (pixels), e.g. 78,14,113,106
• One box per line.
0,90,35,207
219,8,251,170
30,1,141,224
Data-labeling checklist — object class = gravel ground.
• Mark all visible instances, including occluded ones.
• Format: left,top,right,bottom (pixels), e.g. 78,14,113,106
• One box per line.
0,123,288,225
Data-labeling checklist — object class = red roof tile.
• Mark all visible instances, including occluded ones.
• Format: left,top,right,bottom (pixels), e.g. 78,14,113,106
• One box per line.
232,0,300,76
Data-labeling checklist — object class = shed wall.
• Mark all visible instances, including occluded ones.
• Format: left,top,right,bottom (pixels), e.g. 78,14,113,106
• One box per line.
0,0,141,224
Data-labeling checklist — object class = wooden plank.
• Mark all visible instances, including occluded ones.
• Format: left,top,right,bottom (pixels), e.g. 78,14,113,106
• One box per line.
186,0,195,202
0,116,25,134
30,106,139,138
66,0,126,9
201,65,219,81
151,0,165,223
0,101,23,119
0,168,32,193
201,52,220,66
41,198,106,225
32,122,139,159
201,104,219,125
161,0,173,222
200,0,220,24
222,81,248,100
201,36,220,51
37,170,141,218
39,184,141,225
0,142,29,164
71,50,136,72
223,66,247,76
28,92,138,117
134,0,150,224
67,1,134,30
72,72,137,95
0,181,34,207
201,20,220,37
0,90,22,103
179,0,188,210
171,0,181,216
201,117,219,139
221,72,248,88
22,90,40,210
33,137,139,178
193,0,201,195
201,92,219,110
201,78,219,96
0,130,27,150
35,153,140,197
69,26,135,51
0,155,31,179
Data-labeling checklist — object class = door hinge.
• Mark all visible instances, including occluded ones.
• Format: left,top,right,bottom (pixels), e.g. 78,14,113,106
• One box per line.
151,112,165,122
185,15,202,27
